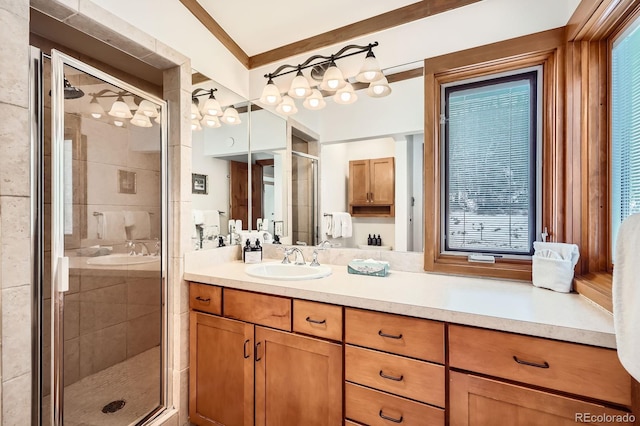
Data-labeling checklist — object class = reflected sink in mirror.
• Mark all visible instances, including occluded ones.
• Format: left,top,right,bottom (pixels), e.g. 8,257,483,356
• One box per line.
86,254,160,266
245,261,332,281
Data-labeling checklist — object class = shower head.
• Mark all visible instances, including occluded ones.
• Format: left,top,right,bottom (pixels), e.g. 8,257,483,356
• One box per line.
63,77,85,99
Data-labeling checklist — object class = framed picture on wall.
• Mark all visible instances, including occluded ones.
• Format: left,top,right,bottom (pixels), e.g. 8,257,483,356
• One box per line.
118,170,137,194
192,173,208,195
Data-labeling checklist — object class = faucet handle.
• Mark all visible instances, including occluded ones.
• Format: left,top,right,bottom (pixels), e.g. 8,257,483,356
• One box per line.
125,240,136,255
310,249,321,267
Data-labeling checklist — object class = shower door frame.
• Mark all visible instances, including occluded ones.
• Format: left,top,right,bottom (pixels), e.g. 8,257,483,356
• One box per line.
32,48,170,426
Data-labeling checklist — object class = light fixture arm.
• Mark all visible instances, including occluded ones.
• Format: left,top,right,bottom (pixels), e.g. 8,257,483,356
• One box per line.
263,42,379,80
192,88,218,99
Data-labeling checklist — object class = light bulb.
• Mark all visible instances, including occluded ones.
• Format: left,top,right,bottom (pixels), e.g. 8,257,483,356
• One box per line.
340,92,352,102
363,71,378,81
114,120,124,127
373,85,385,95
282,104,292,113
327,79,340,90
294,87,307,97
91,112,101,119
309,98,320,108
266,95,278,104
226,116,236,123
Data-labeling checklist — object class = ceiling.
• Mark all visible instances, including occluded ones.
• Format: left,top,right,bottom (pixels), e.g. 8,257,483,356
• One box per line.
196,0,420,57
181,0,481,68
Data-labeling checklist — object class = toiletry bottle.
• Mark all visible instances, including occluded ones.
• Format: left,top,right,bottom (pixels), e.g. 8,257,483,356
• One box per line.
243,239,251,262
376,234,382,246
217,235,225,247
367,234,372,245
253,239,263,262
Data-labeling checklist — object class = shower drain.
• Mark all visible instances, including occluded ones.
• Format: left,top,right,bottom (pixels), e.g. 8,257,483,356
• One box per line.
102,399,126,414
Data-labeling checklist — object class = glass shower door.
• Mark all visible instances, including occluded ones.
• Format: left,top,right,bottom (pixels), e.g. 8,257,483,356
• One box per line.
45,49,168,426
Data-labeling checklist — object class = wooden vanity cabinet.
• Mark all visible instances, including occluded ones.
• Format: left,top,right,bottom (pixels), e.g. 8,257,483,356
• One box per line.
348,157,395,217
344,308,446,425
449,325,633,425
189,284,343,426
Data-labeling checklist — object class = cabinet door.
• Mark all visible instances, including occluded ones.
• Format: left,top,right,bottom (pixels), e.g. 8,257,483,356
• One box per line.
255,327,342,426
369,157,394,204
189,312,254,426
450,371,631,426
349,160,370,204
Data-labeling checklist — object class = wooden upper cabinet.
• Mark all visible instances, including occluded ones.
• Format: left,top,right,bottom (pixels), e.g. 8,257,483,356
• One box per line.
348,157,395,217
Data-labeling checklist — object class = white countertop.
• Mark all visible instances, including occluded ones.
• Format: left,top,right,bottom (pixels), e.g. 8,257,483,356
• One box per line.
184,260,617,349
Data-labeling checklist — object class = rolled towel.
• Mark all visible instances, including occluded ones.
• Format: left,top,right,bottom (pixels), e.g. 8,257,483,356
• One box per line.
123,210,150,240
531,242,580,293
97,211,127,241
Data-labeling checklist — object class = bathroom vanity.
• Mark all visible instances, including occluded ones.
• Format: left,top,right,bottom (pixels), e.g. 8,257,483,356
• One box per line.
185,258,633,425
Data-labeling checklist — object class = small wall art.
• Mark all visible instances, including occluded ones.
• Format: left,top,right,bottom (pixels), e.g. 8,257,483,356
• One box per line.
118,170,137,194
192,173,208,195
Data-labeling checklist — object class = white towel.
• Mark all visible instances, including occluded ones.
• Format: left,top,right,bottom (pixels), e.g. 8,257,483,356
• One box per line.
97,211,127,241
202,210,221,239
613,213,640,382
330,212,352,238
323,215,333,236
330,213,342,238
123,210,151,240
341,212,353,238
192,210,204,225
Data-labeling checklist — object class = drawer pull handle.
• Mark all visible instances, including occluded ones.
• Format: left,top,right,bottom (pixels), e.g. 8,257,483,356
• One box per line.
513,355,549,369
305,316,326,325
243,339,251,359
379,370,404,382
378,330,403,339
195,296,210,304
255,342,262,362
379,409,403,423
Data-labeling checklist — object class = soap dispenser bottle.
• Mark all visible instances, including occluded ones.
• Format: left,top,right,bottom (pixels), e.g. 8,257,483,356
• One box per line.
376,234,382,246
243,239,251,262
367,234,372,245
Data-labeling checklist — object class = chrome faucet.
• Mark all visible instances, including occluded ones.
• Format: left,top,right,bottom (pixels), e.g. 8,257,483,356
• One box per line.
126,240,151,256
310,249,321,267
317,240,332,249
282,247,306,265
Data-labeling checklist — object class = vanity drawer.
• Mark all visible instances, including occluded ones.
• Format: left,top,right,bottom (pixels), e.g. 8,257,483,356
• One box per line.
293,300,343,341
345,308,444,363
345,345,445,407
345,383,444,426
223,289,291,331
449,325,632,406
189,283,221,315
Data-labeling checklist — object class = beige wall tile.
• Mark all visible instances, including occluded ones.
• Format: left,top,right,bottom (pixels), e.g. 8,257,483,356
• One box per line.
179,311,189,371
79,323,127,378
170,145,192,203
126,312,161,357
2,373,31,426
69,0,156,58
63,337,80,386
179,368,189,426
30,0,78,20
0,0,28,16
0,105,30,196
1,237,30,289
64,293,80,340
1,286,31,380
0,10,28,109
79,283,127,334
127,278,161,320
164,88,191,148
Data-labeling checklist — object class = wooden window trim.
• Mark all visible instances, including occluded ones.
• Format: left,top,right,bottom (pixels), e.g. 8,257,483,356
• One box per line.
423,28,566,281
565,1,640,310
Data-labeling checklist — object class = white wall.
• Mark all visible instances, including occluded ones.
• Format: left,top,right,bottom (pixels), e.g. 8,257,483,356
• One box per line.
192,128,230,233
321,138,396,248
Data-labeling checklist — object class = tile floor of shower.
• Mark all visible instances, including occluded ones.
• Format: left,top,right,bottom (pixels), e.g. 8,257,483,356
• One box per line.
42,346,160,426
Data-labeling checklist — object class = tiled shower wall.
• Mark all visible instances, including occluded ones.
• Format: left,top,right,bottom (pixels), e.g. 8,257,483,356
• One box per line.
0,0,32,424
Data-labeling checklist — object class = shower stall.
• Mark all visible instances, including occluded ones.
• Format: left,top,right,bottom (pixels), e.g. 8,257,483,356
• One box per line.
30,48,169,425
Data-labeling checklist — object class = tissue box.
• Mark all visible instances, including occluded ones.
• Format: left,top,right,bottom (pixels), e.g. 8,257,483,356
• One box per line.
347,259,390,277
531,242,580,293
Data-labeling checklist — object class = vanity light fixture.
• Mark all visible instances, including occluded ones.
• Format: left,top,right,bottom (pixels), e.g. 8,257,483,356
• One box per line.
88,88,161,128
260,42,389,115
192,88,240,129
220,106,242,125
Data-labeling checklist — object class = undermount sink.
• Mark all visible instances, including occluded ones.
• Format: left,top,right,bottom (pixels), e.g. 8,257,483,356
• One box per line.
245,262,332,281
86,254,160,266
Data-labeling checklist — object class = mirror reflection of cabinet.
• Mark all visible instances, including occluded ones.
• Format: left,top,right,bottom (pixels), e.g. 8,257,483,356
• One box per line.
348,157,395,217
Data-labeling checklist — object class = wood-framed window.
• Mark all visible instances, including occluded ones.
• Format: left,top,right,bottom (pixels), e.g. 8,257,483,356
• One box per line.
424,28,565,281
567,0,640,310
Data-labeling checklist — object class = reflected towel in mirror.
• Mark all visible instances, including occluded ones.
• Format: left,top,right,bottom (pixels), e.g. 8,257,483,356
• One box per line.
123,210,151,240
97,211,127,241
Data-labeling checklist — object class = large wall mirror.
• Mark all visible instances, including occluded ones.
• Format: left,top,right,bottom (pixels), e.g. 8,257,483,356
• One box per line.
191,60,424,253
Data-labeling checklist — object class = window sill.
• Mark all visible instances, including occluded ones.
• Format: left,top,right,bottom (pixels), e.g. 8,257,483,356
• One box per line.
427,255,532,281
573,272,613,313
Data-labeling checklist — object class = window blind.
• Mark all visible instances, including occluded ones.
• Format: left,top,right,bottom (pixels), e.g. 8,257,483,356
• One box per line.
612,20,640,258
444,71,537,256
